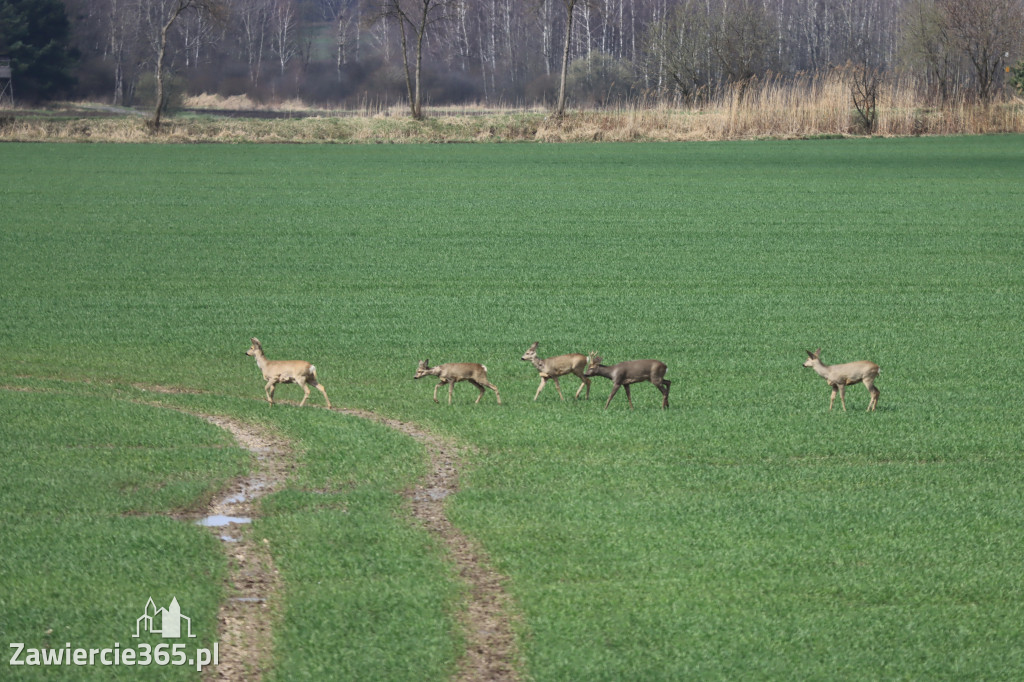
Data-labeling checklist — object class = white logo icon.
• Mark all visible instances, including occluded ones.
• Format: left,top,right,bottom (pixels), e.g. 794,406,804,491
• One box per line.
133,597,196,639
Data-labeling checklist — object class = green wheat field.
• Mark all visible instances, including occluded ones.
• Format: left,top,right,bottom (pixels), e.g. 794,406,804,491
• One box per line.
1,137,1023,679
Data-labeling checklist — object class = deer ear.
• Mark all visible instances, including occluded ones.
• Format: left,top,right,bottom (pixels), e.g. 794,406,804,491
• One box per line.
805,349,814,357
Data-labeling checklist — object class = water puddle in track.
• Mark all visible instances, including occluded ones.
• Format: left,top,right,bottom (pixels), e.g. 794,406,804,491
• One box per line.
181,412,292,681
196,515,253,527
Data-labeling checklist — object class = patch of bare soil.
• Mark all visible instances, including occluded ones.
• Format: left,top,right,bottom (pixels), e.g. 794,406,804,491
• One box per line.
132,382,208,395
337,408,521,682
190,414,292,682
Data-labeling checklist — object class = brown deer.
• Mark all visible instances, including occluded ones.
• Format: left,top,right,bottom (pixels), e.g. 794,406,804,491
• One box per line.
414,360,502,405
520,342,591,401
803,348,880,411
584,353,671,409
245,337,331,408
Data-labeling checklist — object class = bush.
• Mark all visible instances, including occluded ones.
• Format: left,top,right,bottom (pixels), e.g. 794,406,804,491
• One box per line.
567,53,637,107
1010,59,1024,96
134,72,186,115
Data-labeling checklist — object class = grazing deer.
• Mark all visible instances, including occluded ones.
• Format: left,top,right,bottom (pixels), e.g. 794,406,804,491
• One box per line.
245,337,331,408
520,342,591,401
414,360,502,405
803,348,880,412
584,353,671,409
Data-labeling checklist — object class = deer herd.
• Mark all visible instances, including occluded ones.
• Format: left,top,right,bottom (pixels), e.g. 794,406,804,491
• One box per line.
247,338,881,412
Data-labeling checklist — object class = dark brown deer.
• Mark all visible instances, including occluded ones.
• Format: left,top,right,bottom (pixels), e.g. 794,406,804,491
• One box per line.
245,337,330,408
803,348,880,411
520,342,590,401
584,353,670,409
414,360,502,405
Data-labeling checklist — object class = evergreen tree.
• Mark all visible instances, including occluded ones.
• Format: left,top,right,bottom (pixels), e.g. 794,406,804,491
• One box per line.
0,0,76,102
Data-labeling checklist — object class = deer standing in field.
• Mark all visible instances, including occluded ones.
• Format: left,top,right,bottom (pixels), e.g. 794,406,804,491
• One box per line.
245,337,331,408
803,348,880,412
414,360,502,405
520,342,591,401
584,353,671,409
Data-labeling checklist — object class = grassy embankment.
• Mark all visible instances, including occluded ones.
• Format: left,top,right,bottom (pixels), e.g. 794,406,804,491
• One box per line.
2,74,1024,142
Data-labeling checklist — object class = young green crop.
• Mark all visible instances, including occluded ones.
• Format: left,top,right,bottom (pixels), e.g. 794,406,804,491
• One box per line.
0,388,243,680
2,138,1023,678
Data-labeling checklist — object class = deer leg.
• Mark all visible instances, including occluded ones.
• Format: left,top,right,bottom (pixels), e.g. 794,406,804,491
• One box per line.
470,380,486,404
828,385,838,411
659,378,671,409
308,377,331,408
297,378,310,407
604,383,621,409
552,377,565,401
575,374,590,400
838,384,848,412
486,382,502,405
534,378,547,401
433,380,443,404
624,384,634,409
473,380,501,404
865,379,879,411
449,380,456,405
264,380,276,406
317,383,331,408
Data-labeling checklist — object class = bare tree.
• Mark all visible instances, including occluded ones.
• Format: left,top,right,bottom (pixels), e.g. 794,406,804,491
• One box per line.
554,0,579,116
849,61,881,132
938,0,1024,102
901,0,958,102
146,0,225,128
709,0,778,99
369,0,452,119
642,0,711,102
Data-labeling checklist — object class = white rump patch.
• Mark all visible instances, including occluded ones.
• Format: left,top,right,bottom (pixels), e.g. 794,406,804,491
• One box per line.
482,365,488,373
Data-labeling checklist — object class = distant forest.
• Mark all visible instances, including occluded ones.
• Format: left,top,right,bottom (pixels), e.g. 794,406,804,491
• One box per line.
10,0,1024,108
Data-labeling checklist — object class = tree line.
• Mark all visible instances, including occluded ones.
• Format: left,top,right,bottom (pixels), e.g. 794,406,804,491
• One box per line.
3,0,1024,118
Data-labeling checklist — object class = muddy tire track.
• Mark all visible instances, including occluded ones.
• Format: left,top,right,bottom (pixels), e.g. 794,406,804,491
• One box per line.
4,385,290,680
337,408,520,682
5,383,519,680
189,414,292,682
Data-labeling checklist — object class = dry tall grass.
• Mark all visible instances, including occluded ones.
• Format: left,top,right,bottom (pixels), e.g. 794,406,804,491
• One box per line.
3,73,1022,143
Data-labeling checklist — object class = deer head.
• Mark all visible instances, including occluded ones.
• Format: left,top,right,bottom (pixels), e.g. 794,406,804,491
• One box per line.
414,360,431,379
521,342,540,362
246,337,263,357
803,348,822,367
583,353,602,376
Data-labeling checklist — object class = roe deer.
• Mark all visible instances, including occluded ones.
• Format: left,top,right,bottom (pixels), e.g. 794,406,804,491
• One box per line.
803,348,880,411
584,354,671,409
414,360,502,405
520,342,591,401
245,337,331,408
